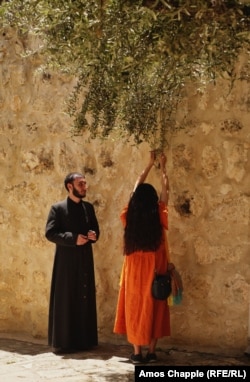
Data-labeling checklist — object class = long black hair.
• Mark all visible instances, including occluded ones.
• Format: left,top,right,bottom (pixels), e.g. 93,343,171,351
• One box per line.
124,183,162,255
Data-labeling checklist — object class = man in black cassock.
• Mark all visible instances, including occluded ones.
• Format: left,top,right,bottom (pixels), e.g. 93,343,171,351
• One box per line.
45,172,100,354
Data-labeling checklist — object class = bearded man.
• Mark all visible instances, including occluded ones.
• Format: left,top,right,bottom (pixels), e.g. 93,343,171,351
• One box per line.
45,172,100,354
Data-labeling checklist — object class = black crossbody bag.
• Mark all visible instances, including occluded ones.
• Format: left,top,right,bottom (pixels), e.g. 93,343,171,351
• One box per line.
152,270,172,300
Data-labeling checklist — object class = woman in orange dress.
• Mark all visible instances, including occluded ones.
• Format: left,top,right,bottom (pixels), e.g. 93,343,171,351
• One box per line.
114,151,172,364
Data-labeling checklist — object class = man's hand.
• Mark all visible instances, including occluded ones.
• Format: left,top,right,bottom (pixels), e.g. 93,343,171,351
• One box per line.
76,234,89,245
87,230,97,242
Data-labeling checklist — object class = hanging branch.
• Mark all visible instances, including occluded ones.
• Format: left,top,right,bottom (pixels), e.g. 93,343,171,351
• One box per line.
1,0,249,147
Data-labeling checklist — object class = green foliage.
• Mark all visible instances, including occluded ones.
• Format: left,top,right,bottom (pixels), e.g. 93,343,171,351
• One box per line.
1,0,250,147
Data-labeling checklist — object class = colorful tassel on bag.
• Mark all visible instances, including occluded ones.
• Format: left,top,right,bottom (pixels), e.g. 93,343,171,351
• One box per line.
164,232,183,306
167,268,183,306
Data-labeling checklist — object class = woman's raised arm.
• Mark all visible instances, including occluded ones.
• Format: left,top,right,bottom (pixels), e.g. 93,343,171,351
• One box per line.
132,151,156,192
159,153,169,205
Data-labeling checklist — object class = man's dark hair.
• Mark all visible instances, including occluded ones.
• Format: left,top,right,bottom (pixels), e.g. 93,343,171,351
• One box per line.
64,172,85,191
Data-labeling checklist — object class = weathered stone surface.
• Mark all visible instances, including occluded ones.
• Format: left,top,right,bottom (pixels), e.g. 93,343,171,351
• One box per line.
0,30,249,353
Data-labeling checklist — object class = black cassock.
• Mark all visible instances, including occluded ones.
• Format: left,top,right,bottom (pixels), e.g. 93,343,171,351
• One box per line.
45,197,100,350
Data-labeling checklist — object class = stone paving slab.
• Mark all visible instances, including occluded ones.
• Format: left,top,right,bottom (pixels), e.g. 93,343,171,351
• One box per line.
0,336,249,381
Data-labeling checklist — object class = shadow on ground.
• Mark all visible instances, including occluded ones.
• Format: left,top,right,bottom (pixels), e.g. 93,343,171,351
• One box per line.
0,338,249,366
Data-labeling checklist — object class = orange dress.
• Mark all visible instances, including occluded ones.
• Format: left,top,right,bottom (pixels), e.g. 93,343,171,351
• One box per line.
113,201,170,345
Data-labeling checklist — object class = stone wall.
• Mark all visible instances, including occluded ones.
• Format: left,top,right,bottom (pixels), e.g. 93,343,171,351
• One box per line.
0,29,249,352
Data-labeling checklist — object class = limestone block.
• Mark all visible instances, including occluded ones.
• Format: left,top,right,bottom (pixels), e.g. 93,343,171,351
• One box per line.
21,151,40,170
201,122,215,135
223,141,248,182
209,195,249,225
0,66,11,86
33,271,46,285
0,37,8,62
219,183,233,195
10,95,22,112
172,144,194,172
222,273,249,304
194,237,242,265
29,228,48,249
21,148,54,172
11,64,27,85
201,146,222,178
0,207,11,224
220,119,243,135
213,95,231,111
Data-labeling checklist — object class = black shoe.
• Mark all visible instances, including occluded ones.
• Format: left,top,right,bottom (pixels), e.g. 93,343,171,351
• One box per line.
53,348,76,355
130,353,144,364
145,352,157,363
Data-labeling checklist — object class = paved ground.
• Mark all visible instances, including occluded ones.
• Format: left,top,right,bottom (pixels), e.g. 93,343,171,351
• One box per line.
0,334,249,381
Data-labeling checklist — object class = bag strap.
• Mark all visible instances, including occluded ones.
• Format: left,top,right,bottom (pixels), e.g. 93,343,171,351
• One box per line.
155,230,170,276
164,231,171,263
